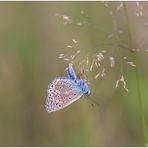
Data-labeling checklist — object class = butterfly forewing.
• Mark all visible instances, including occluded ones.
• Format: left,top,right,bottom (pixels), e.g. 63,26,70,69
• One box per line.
45,77,83,113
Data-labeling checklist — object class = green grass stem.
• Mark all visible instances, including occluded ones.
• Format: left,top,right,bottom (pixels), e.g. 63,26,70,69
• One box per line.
123,2,148,146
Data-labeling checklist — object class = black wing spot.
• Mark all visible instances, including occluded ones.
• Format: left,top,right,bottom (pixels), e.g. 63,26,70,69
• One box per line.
69,97,71,100
50,85,54,88
73,93,76,96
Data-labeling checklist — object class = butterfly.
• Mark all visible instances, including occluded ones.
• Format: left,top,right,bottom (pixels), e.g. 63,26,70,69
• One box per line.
45,63,90,113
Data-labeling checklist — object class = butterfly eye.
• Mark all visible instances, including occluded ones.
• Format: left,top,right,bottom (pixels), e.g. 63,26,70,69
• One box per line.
85,91,90,96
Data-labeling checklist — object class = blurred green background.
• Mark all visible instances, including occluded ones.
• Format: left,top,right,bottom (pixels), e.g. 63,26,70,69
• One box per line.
0,1,148,146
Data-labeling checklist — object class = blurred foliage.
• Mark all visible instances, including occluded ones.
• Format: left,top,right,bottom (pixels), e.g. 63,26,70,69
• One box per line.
0,1,148,146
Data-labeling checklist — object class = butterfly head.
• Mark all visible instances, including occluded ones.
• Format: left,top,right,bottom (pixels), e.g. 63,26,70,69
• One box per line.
77,79,90,96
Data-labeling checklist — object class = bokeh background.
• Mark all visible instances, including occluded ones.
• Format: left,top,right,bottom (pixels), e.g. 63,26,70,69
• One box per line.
0,1,148,146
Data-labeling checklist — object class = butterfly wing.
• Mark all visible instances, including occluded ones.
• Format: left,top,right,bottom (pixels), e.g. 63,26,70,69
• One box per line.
45,77,83,113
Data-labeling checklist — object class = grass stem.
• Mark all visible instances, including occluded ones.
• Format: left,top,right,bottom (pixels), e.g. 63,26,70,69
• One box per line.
123,2,148,146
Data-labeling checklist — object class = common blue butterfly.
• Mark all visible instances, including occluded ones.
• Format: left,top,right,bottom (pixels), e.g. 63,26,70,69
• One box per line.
45,63,90,113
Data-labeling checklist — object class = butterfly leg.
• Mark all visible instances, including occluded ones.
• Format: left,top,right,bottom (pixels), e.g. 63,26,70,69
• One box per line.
66,63,77,80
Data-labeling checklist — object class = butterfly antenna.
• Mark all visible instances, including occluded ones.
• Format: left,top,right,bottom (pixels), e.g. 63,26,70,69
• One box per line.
85,94,100,107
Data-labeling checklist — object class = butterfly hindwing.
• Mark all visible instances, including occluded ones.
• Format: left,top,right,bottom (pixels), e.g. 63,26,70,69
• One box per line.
45,77,83,113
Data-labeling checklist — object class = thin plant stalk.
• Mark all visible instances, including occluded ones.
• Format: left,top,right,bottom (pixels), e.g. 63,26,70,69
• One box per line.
123,2,148,146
